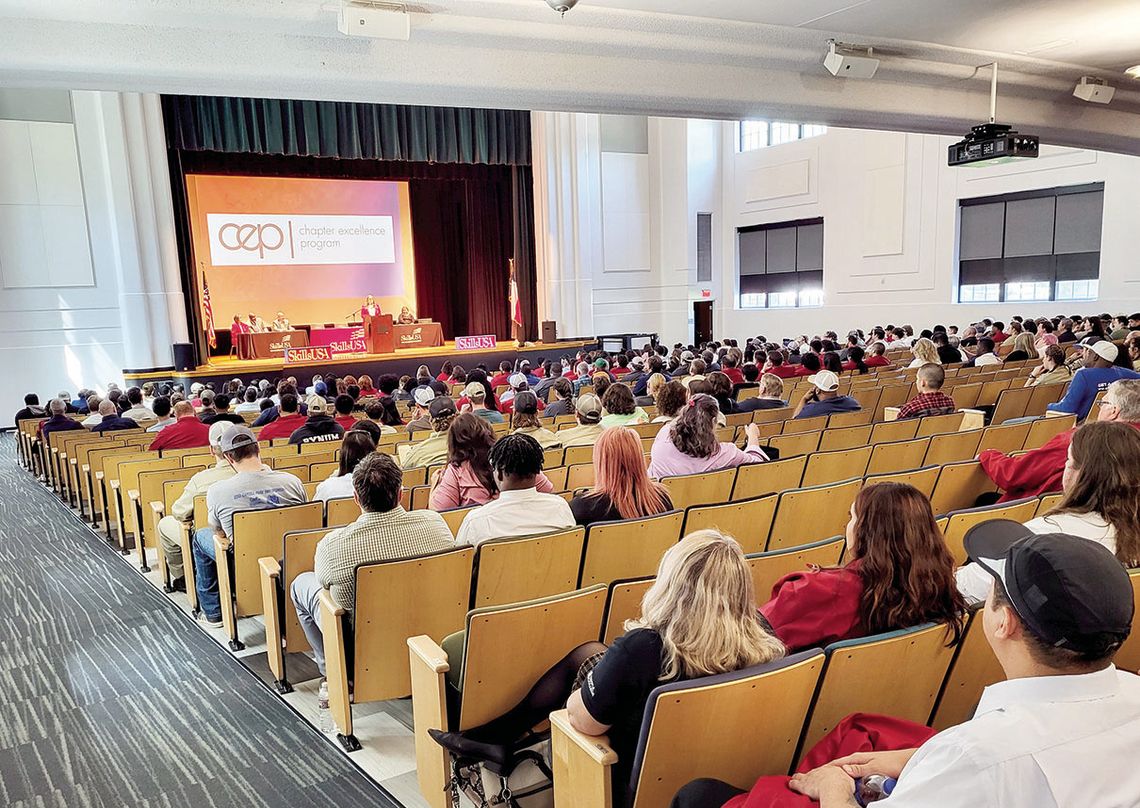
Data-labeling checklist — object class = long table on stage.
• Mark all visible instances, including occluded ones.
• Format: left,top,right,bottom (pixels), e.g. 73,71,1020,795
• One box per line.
235,329,309,360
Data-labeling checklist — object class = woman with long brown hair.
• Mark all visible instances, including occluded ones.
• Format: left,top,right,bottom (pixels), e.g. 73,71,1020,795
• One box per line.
571,427,672,526
958,420,1140,602
761,482,966,651
647,394,766,478
429,413,553,510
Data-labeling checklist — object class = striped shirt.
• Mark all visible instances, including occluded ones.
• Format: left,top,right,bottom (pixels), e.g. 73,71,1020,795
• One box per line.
314,507,456,610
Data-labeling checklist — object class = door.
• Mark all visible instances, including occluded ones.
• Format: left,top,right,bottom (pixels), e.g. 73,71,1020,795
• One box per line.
694,300,713,345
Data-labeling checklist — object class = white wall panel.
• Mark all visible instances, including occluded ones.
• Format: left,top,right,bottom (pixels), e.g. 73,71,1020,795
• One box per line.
600,152,651,273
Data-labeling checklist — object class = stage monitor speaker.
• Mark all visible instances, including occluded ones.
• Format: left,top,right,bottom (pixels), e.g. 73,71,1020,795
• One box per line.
541,321,557,343
172,343,195,372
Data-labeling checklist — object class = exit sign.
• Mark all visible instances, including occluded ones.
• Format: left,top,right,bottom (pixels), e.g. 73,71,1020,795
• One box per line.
701,289,712,298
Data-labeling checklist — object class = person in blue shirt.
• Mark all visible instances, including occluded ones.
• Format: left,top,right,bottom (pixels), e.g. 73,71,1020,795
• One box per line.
1046,341,1140,421
792,370,861,420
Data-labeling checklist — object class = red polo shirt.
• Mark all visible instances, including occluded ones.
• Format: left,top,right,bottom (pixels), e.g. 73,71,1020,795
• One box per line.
148,416,210,451
256,412,306,441
335,414,358,430
722,367,745,385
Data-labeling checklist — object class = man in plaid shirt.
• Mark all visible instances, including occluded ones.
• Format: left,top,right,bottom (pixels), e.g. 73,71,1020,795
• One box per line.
290,452,455,675
897,363,956,420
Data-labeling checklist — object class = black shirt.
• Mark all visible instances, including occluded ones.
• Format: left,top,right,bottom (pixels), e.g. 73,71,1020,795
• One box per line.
569,492,673,528
202,412,244,425
937,345,963,365
736,397,788,412
15,405,46,423
581,629,680,806
287,415,345,445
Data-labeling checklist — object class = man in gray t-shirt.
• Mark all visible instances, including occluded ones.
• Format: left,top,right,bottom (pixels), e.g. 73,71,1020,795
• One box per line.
193,426,306,627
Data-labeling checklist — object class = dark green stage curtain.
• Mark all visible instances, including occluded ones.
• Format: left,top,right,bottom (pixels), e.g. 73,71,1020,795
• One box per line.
162,95,531,167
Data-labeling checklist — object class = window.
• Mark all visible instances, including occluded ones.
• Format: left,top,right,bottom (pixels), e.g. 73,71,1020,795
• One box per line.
957,183,1104,303
739,121,827,152
737,218,824,309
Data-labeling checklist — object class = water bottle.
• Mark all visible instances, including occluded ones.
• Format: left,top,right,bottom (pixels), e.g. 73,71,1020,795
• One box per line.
318,681,333,734
856,775,896,805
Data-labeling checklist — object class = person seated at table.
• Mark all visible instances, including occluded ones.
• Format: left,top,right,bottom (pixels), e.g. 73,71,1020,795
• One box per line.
648,395,766,478
247,312,268,333
600,383,649,427
271,311,290,331
896,363,956,420
313,429,377,503
570,427,672,527
230,315,249,344
397,305,416,325
430,413,554,510
557,394,606,447
202,393,244,425
288,396,345,445
431,529,786,803
510,391,562,449
761,482,965,652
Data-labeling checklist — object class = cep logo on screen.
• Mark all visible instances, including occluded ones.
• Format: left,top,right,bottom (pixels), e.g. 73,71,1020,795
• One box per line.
206,213,395,267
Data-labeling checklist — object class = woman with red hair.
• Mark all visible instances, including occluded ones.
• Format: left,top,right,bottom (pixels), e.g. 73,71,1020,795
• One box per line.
570,427,673,526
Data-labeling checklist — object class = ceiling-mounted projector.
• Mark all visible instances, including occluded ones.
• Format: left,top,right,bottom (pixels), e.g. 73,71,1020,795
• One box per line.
948,123,1039,167
337,1,410,40
1073,76,1115,104
823,41,879,79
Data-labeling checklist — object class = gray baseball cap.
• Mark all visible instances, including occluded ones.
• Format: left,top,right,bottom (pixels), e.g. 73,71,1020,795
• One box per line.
218,425,257,453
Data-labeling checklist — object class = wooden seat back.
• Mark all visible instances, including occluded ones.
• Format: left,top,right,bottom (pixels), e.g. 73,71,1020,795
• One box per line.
801,446,872,488
326,496,362,527
768,478,863,551
766,431,821,458
1024,413,1075,450
929,461,998,516
862,466,940,499
747,536,846,603
136,466,197,551
782,415,828,435
929,610,1004,730
1115,570,1140,673
866,436,931,476
681,495,778,554
868,419,919,445
627,651,826,808
579,510,685,586
473,527,587,608
798,622,958,758
818,425,872,452
231,501,325,616
915,411,965,437
941,498,1040,565
440,505,477,536
354,546,476,703
661,467,737,510
732,455,807,500
458,585,607,728
562,444,594,466
1025,382,1069,417
566,462,595,491
1035,492,1064,516
923,428,982,467
977,421,1031,454
601,577,654,644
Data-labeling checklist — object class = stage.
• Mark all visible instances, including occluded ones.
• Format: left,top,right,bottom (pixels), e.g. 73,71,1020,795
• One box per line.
123,339,599,390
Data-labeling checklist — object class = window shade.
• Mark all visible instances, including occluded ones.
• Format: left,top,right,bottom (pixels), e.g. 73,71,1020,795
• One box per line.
1003,196,1056,257
1054,191,1104,255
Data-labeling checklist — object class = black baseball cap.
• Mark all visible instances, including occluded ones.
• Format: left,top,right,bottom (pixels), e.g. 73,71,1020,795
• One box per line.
429,396,457,419
964,520,1134,656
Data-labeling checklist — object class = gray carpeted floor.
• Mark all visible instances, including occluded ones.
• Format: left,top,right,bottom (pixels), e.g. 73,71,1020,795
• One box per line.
0,435,401,808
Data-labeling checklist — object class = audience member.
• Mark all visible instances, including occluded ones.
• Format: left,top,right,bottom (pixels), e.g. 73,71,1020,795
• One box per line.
401,397,459,469
193,426,305,627
15,393,46,423
146,397,175,432
981,379,1140,501
510,391,562,448
147,401,208,449
600,383,649,427
120,387,155,421
455,433,574,547
431,530,786,802
91,399,138,433
196,389,218,421
254,394,304,441
570,428,672,527
288,396,345,445
313,430,377,503
406,386,437,433
1025,343,1072,387
793,370,861,419
201,393,244,425
908,338,940,368
556,394,605,447
762,483,965,651
544,378,575,417
1047,341,1140,420
651,381,688,422
156,422,237,592
896,363,956,420
460,381,505,424
291,452,454,674
863,341,892,368
735,373,788,412
332,395,357,430
648,395,766,478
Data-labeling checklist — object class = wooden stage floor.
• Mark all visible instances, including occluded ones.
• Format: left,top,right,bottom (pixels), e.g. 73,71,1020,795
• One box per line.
123,339,597,386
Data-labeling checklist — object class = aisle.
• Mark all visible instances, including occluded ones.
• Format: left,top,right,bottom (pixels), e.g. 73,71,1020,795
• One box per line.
0,436,400,808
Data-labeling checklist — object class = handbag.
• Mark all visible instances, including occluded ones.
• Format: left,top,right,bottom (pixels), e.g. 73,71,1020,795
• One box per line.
446,732,554,808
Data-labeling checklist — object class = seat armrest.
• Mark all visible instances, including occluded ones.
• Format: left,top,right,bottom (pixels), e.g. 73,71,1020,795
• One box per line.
318,589,353,740
259,557,285,687
408,634,452,808
957,409,986,431
128,489,140,502
408,635,449,674
150,501,164,516
550,708,616,808
882,407,900,422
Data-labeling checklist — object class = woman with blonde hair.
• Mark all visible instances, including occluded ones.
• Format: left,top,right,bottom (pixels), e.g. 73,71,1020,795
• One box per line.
430,530,785,803
571,427,672,526
907,337,940,368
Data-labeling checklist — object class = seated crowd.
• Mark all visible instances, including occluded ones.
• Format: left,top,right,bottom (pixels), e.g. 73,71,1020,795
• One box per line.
15,309,1140,808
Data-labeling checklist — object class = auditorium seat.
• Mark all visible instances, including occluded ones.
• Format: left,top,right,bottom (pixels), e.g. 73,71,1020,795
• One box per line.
259,526,330,693
732,456,807,501
600,577,654,644
929,609,1003,730
549,650,826,808
681,494,779,554
661,467,737,510
579,510,685,586
746,535,846,601
767,478,862,551
800,446,872,488
471,527,586,608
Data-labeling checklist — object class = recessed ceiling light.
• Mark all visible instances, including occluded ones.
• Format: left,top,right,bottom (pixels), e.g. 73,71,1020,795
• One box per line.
1126,64,1140,79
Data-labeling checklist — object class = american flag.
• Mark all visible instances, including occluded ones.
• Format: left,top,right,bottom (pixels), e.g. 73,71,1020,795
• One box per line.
202,271,216,348
508,258,523,331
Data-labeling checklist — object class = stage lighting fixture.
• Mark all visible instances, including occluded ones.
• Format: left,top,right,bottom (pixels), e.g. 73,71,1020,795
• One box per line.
823,41,880,79
1073,76,1115,104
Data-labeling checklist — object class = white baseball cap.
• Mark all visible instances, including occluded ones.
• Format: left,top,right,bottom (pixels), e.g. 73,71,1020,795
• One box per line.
413,386,437,407
807,370,840,392
1089,341,1119,363
509,373,527,389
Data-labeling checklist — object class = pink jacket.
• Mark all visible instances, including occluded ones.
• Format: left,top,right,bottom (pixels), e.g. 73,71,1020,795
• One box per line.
429,462,554,511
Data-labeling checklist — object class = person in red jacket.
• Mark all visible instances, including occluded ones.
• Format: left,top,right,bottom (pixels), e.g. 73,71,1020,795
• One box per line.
760,482,965,652
255,393,306,441
978,378,1140,502
149,401,210,451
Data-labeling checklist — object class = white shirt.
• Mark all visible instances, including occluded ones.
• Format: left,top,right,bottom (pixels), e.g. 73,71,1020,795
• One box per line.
314,471,355,503
233,402,260,413
957,512,1117,603
122,405,155,421
880,666,1140,808
81,413,102,426
455,487,575,548
974,353,1003,367
147,418,175,432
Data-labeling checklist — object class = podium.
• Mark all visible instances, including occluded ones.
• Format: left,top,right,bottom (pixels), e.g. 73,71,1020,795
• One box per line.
362,311,394,354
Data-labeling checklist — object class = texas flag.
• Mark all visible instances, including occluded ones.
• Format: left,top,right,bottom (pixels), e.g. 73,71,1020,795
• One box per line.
509,258,523,329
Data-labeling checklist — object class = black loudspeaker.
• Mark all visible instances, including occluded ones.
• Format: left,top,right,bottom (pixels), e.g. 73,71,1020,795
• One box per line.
172,343,196,372
541,321,557,343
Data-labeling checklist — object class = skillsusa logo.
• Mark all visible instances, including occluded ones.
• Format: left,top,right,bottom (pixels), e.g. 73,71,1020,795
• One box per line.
206,213,395,267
